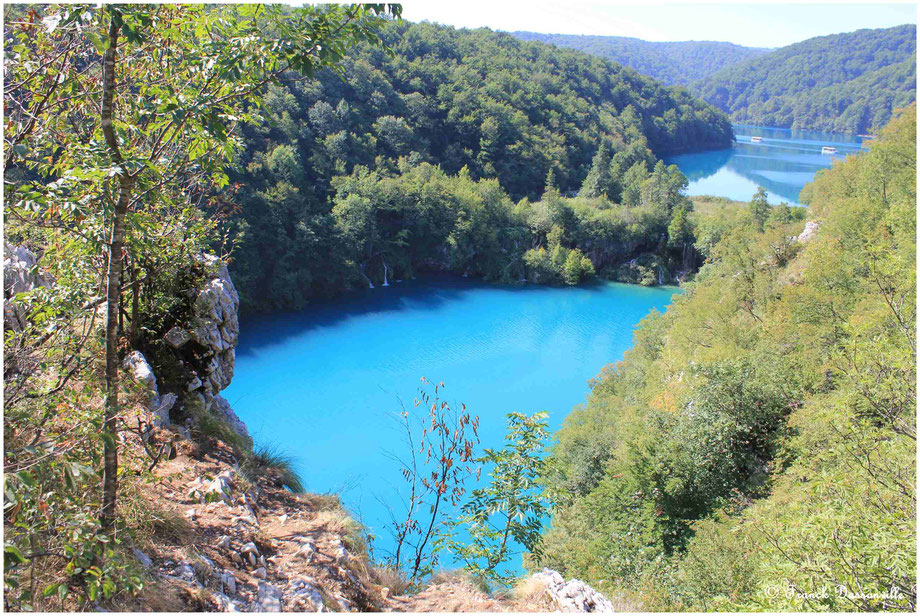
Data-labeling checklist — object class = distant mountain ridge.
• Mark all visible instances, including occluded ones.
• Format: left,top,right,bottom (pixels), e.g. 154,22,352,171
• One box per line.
509,31,771,85
513,25,916,135
693,25,916,134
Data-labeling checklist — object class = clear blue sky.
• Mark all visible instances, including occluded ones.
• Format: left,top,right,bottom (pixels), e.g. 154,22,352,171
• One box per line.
403,2,917,48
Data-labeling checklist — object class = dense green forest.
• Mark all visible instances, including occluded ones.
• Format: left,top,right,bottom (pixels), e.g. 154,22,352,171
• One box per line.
693,25,916,133
535,108,916,610
4,4,915,612
225,20,735,313
511,32,769,86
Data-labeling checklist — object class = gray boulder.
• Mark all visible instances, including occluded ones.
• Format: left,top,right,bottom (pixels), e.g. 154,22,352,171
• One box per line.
531,568,615,613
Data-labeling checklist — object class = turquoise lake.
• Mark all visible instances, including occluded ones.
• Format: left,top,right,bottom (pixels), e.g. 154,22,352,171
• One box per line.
223,277,678,568
224,123,866,572
666,124,867,206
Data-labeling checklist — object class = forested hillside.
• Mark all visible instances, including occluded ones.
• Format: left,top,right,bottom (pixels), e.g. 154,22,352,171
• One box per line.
535,108,916,610
226,21,734,313
693,25,916,133
511,32,769,86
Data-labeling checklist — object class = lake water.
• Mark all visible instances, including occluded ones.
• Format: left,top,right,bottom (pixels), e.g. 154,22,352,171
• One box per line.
223,276,678,571
223,123,857,575
666,124,868,206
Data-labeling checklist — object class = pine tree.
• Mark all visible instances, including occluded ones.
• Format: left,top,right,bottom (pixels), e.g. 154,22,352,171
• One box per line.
580,140,613,198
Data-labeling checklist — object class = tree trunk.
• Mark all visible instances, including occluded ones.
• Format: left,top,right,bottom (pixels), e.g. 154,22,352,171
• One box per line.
130,259,140,346
100,11,131,533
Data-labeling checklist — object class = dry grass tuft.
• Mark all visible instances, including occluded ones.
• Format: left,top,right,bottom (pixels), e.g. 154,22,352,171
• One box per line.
373,565,413,597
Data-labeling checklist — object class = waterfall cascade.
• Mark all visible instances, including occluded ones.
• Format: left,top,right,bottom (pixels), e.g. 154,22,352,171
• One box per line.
382,258,389,287
360,263,375,289
658,267,663,285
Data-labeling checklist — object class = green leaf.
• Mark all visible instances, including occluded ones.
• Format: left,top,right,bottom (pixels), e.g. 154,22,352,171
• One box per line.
5,544,27,569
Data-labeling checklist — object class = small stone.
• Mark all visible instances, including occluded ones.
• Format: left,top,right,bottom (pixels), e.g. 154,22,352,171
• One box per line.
132,548,153,569
252,566,268,579
176,563,196,581
295,541,315,562
216,535,232,549
290,580,324,611
257,580,283,612
220,571,238,594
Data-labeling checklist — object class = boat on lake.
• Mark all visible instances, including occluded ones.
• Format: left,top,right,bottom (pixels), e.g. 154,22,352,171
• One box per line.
751,136,763,143
821,146,838,154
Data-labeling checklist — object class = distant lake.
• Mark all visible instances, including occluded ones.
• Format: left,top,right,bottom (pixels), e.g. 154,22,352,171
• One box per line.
666,124,868,205
223,276,678,573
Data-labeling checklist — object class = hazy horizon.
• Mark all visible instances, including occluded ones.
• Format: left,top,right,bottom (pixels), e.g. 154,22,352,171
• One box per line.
403,1,917,49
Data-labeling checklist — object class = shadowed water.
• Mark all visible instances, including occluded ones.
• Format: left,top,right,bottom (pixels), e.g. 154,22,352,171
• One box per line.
223,275,679,571
667,124,868,205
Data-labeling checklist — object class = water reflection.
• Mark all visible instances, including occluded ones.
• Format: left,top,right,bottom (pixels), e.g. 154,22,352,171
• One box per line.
667,124,868,205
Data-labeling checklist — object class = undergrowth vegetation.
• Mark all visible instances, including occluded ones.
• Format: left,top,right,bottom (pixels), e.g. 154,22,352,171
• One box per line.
535,106,916,610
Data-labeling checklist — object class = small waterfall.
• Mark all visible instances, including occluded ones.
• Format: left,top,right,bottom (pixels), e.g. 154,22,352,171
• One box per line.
382,258,389,287
658,267,663,285
360,263,375,289
520,262,526,282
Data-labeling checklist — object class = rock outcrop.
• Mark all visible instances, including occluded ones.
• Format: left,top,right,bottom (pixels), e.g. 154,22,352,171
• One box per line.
531,568,615,613
3,244,51,332
211,394,250,441
166,254,240,404
122,254,247,439
796,220,820,244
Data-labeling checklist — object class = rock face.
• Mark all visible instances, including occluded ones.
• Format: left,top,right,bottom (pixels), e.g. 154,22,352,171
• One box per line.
121,254,247,439
123,351,177,427
168,254,240,404
531,568,615,613
211,395,250,440
3,244,51,332
796,221,820,244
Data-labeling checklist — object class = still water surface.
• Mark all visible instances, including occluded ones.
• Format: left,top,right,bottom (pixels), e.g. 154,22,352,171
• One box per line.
225,123,864,572
667,124,867,205
223,277,678,569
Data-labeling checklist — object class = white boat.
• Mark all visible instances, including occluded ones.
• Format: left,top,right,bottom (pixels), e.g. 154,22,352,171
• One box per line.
751,136,763,143
821,146,838,155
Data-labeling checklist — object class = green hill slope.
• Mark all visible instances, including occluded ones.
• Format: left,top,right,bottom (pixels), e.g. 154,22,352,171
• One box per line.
693,25,916,133
228,21,734,312
510,32,770,86
536,107,916,610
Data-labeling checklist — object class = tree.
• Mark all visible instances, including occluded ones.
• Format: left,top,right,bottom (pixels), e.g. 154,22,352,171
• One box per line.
668,203,696,270
4,1,400,577
749,186,771,231
388,379,480,581
580,140,613,198
448,412,551,583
